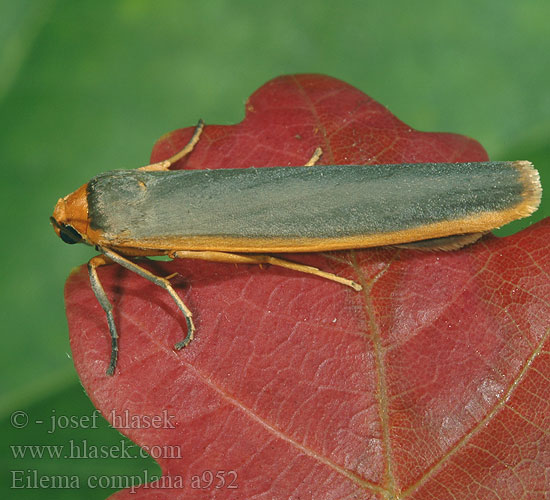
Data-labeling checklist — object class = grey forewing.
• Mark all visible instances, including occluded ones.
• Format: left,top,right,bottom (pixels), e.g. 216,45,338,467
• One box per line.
87,163,524,242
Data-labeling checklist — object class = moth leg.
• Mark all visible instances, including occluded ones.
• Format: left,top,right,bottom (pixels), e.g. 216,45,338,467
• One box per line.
138,119,205,172
304,147,323,166
88,254,120,375
94,247,195,371
170,250,362,291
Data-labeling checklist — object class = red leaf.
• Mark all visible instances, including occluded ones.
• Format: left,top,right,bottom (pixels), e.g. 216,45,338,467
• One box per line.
65,75,549,499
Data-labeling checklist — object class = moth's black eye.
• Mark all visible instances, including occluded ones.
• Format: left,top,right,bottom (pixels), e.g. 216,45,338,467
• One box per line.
51,217,82,244
59,224,83,244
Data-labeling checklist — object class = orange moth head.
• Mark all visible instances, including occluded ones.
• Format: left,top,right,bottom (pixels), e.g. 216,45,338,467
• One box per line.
51,183,90,245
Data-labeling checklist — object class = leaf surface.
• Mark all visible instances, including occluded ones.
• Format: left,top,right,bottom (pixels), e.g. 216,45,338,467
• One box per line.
66,75,550,499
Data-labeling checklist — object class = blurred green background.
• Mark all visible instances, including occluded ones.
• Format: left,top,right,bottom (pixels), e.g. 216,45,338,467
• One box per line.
1,1,548,498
